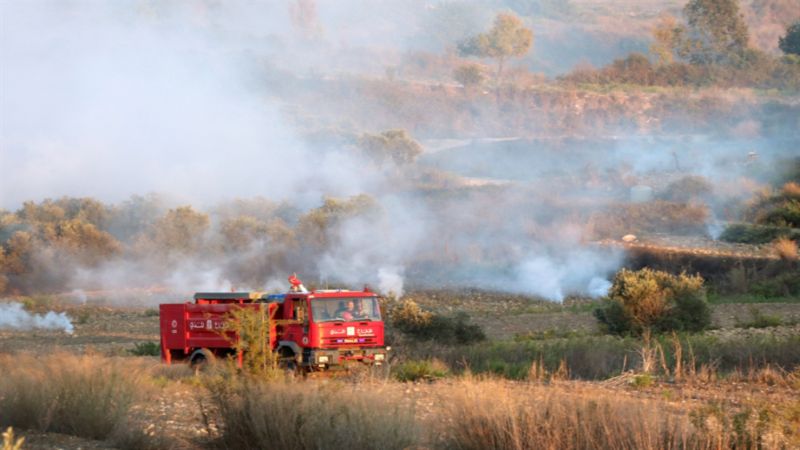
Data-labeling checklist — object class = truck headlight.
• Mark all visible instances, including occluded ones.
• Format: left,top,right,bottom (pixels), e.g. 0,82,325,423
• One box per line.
318,355,329,363
374,353,385,361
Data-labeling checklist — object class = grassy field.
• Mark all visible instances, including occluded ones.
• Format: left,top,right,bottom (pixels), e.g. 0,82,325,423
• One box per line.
1,289,799,449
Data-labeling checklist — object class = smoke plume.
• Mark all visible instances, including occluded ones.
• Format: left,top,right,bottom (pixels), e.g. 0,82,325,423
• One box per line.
0,302,74,334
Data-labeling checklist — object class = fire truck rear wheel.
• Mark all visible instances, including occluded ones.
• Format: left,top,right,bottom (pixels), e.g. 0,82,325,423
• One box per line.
189,348,216,370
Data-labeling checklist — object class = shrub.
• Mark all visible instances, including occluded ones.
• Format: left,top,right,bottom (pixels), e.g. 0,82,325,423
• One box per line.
453,63,487,87
736,307,783,329
129,341,160,356
595,268,710,335
393,359,449,382
719,223,800,244
390,300,485,344
0,353,141,440
206,377,418,450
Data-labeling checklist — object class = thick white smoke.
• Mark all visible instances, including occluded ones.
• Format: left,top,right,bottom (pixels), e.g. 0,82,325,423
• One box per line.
0,302,74,334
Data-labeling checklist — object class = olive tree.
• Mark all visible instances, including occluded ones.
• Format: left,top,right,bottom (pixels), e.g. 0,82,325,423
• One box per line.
458,12,533,82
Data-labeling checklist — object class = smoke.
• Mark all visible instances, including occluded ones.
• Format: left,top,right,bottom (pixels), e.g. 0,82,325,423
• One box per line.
0,302,74,334
3,1,796,306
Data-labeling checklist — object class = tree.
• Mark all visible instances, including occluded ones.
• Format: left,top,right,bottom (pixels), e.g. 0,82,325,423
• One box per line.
594,268,710,335
142,206,210,256
458,12,533,82
681,0,750,64
650,14,683,65
779,22,800,56
357,129,423,167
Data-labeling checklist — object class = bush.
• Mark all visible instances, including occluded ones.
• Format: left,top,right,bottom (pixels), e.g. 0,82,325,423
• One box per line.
129,341,160,356
390,300,485,344
393,359,449,382
719,223,800,244
595,268,710,335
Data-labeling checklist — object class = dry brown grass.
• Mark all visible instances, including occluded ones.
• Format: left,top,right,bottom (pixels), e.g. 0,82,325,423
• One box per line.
430,377,796,449
0,353,174,449
205,375,419,450
432,377,695,450
772,237,798,261
782,181,800,199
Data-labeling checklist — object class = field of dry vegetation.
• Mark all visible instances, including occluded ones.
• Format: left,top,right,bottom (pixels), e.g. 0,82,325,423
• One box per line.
1,287,799,449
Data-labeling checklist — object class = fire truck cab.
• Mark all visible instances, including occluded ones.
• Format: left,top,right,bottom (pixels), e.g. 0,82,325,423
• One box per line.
159,276,388,370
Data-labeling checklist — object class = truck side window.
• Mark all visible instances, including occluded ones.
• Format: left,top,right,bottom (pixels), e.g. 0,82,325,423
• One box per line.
294,300,307,323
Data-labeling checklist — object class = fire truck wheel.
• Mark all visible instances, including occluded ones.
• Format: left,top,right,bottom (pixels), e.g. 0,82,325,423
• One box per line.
189,348,216,370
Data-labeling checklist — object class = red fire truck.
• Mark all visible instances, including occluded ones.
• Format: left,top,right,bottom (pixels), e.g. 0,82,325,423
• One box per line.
159,275,388,371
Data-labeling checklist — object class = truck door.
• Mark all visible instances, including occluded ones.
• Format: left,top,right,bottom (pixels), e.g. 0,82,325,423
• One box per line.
285,297,308,347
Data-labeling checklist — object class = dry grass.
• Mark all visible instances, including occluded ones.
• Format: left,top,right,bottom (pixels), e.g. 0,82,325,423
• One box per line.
772,237,798,261
782,181,800,199
430,377,795,449
0,353,174,449
0,353,142,440
205,375,418,450
432,377,695,450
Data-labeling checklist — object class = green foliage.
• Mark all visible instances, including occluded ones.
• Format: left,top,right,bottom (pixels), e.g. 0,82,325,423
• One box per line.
631,373,654,388
749,271,800,297
719,223,800,244
735,307,784,328
779,22,800,56
681,0,750,65
390,300,486,345
459,12,533,80
393,359,449,382
129,341,160,356
356,129,422,166
221,306,279,379
595,268,710,335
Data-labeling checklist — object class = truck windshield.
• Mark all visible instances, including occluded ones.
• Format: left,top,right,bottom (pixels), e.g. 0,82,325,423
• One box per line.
311,297,381,322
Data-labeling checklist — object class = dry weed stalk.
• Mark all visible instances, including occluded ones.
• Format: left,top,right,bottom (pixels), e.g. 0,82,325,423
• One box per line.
2,428,24,450
773,237,798,261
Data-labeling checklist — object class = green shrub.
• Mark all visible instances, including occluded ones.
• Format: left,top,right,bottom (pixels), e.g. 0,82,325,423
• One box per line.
735,307,783,329
129,341,160,356
393,359,449,382
390,300,485,344
595,269,710,335
719,223,800,244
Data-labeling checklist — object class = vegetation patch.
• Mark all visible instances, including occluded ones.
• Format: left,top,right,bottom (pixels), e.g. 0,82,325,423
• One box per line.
594,268,711,335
